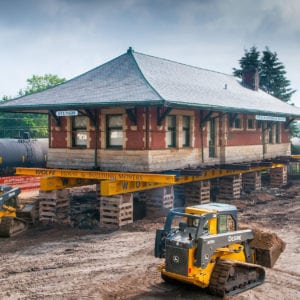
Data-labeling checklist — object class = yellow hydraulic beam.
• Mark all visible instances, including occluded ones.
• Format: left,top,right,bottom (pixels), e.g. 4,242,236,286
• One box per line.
40,177,94,191
17,163,286,195
16,167,176,184
178,164,285,182
101,180,170,196
100,164,285,195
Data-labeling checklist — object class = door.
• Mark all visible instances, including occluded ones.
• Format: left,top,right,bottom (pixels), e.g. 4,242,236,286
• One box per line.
209,119,216,158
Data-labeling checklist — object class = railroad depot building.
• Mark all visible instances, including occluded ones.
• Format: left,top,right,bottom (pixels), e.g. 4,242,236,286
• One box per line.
1,48,300,172
1,48,300,226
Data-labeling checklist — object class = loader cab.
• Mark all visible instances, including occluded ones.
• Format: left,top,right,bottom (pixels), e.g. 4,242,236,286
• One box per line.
154,203,239,258
185,203,238,236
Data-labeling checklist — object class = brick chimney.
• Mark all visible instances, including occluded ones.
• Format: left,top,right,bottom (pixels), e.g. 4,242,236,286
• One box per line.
242,69,259,91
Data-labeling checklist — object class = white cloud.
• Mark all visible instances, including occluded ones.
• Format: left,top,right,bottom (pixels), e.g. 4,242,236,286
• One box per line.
0,0,299,104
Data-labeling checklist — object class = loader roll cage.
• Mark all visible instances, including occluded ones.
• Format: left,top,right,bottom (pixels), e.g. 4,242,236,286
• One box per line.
164,207,216,239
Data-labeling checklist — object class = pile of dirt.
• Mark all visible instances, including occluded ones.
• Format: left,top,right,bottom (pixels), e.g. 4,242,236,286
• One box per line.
240,223,286,267
249,226,286,250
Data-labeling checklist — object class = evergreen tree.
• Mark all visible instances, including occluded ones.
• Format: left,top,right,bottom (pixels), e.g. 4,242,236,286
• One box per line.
233,46,296,103
234,46,297,136
260,48,295,102
233,46,260,78
1,95,11,101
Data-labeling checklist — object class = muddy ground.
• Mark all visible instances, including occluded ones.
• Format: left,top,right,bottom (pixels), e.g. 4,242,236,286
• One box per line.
0,180,300,300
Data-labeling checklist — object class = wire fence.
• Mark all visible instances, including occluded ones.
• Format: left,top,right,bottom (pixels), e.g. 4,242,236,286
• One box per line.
0,128,48,139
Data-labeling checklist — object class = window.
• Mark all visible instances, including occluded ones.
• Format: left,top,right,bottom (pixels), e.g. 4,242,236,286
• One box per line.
218,214,236,233
167,115,176,147
229,116,242,129
276,123,280,144
209,119,216,158
247,118,255,129
106,115,123,148
269,124,274,144
72,116,87,147
182,116,190,147
228,114,243,129
257,120,263,129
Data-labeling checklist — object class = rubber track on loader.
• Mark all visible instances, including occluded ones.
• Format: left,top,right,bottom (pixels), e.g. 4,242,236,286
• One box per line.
0,217,28,237
209,260,265,296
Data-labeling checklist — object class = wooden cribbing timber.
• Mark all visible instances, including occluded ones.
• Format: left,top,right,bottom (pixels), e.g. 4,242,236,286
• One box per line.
184,180,210,205
38,190,71,224
100,193,133,228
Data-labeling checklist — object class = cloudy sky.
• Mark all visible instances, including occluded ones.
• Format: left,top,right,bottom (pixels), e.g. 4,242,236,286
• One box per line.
1,0,300,105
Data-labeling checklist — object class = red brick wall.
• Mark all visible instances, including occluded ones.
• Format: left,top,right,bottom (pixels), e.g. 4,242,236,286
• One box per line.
227,115,261,146
89,113,101,149
48,110,290,152
50,116,68,148
227,131,261,146
281,124,290,143
126,107,145,150
194,111,201,148
149,107,166,149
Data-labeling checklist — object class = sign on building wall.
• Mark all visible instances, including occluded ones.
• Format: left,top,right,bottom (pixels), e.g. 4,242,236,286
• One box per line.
56,110,78,117
255,115,286,122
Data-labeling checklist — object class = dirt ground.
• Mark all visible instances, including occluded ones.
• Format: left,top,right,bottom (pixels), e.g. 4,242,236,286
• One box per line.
0,180,300,300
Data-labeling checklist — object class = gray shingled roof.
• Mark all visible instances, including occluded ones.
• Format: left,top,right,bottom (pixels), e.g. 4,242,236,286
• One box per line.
1,48,300,117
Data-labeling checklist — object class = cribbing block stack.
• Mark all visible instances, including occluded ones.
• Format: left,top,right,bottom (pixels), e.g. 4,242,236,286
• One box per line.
184,180,210,205
99,193,133,228
242,171,262,193
219,175,242,199
38,189,71,224
270,166,287,187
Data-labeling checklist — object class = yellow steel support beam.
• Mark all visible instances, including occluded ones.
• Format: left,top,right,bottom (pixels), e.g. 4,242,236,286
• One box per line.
40,177,94,191
101,180,171,196
17,163,286,195
16,167,176,184
100,164,285,195
179,164,285,182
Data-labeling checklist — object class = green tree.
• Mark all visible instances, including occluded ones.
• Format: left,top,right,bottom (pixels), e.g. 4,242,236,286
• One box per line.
234,46,297,136
233,46,260,77
19,74,65,96
0,74,65,138
1,95,11,101
260,48,295,102
233,46,296,103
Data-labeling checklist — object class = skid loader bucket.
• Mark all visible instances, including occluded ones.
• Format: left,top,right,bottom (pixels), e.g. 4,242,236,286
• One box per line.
240,225,286,268
254,245,285,268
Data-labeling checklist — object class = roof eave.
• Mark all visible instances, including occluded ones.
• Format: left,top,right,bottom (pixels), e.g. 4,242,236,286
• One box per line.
164,101,300,118
1,99,300,118
0,99,167,113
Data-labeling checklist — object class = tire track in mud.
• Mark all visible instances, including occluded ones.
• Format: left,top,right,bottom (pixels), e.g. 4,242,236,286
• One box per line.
266,270,300,292
0,231,158,299
1,182,300,300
